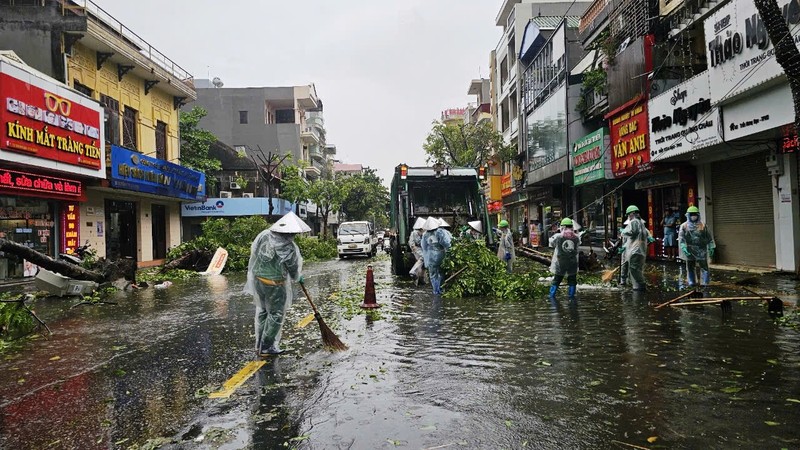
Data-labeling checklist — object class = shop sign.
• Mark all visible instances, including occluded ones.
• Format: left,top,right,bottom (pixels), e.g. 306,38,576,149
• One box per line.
779,124,799,153
0,168,84,201
501,173,513,197
649,72,721,160
181,197,294,217
0,61,104,178
722,83,793,141
110,145,206,201
704,0,800,103
60,202,79,253
573,128,608,186
610,102,650,178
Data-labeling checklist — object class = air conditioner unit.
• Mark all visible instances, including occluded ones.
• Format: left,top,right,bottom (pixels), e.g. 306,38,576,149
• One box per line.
219,191,232,198
229,181,241,190
242,193,254,198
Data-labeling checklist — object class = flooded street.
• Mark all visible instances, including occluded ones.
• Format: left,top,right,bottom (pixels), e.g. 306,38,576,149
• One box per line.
2,257,800,449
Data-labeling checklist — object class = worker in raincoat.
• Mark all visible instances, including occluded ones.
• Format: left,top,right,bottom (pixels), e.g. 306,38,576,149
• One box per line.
548,218,581,299
244,211,309,356
461,220,483,241
497,220,515,273
408,217,426,284
621,205,649,291
678,206,715,287
421,216,451,295
438,218,454,242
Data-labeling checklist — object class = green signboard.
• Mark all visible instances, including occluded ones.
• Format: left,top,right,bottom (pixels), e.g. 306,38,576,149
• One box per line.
573,128,606,186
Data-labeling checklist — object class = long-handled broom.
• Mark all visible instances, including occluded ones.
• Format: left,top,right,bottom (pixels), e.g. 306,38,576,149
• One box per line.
299,282,348,351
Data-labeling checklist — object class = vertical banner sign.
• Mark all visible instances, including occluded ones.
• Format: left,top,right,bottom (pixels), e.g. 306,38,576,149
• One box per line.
501,173,513,197
573,128,607,186
610,102,650,178
647,189,655,258
61,202,79,253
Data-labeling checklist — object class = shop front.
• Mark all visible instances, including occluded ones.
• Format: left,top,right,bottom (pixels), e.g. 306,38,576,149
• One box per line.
0,55,104,280
572,128,612,248
97,145,205,266
180,197,295,240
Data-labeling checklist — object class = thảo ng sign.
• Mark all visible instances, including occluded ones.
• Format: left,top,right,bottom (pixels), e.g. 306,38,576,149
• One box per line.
572,128,608,186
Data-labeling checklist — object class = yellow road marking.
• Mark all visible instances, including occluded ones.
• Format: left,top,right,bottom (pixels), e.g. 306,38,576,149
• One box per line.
296,313,316,329
208,360,266,398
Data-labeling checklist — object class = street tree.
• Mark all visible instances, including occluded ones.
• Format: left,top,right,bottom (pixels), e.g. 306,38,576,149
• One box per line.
179,107,222,190
308,178,343,239
423,120,515,168
339,169,389,223
280,162,310,214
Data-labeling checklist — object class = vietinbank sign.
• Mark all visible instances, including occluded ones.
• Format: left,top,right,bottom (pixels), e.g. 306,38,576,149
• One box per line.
181,197,294,217
704,0,800,102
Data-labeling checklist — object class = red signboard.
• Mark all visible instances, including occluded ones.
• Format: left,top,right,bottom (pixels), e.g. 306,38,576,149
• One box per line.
501,173,513,197
0,71,103,171
0,168,84,201
610,103,650,178
61,202,80,253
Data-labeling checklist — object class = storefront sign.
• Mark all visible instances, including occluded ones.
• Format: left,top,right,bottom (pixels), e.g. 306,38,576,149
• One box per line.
60,202,79,253
501,173,513,197
649,72,721,160
704,0,800,103
181,197,294,217
0,60,104,178
779,124,799,153
573,128,608,186
610,102,650,178
110,146,206,201
0,168,84,201
722,83,793,141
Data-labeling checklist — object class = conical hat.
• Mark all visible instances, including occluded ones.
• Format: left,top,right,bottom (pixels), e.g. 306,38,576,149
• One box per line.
413,217,426,230
423,216,440,231
438,218,450,228
270,211,311,234
468,220,483,234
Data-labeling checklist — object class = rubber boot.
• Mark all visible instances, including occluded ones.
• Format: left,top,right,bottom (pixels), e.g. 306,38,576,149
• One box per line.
701,270,710,286
548,285,558,300
567,285,577,299
687,266,696,287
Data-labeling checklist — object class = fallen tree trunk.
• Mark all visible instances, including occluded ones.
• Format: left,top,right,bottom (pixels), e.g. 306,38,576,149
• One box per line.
159,248,213,273
516,246,551,267
0,238,106,283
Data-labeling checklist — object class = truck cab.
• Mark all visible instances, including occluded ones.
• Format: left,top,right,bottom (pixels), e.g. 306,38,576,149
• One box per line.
389,164,494,275
337,221,377,258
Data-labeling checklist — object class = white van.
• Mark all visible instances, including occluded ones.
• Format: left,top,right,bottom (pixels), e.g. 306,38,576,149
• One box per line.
337,221,376,258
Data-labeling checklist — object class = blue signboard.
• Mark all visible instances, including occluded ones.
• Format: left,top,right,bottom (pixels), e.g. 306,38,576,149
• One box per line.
181,197,294,217
110,145,206,201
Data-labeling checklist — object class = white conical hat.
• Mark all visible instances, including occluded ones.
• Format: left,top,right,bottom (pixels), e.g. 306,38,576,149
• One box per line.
423,216,440,231
270,211,311,234
413,217,426,230
438,218,450,228
468,220,483,234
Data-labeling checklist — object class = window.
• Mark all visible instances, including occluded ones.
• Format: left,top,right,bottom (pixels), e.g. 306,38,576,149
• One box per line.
100,95,120,147
155,121,167,160
123,106,138,150
275,109,295,124
239,110,248,124
73,80,93,97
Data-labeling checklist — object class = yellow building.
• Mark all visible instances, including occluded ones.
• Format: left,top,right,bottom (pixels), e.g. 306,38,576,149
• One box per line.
0,1,200,267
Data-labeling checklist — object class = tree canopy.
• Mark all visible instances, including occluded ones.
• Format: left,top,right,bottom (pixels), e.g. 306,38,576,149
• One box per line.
339,169,389,227
279,162,310,209
423,120,515,168
179,107,222,189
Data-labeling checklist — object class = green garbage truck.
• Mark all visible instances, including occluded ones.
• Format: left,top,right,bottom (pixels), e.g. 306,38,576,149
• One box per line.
388,164,494,276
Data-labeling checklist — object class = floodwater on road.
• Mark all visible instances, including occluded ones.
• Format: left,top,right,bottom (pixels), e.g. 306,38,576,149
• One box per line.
1,256,799,449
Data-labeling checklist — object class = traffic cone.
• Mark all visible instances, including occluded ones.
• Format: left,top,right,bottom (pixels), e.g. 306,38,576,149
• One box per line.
361,264,380,309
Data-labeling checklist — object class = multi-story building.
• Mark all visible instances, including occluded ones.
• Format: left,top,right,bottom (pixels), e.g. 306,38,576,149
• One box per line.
0,1,204,273
190,80,324,182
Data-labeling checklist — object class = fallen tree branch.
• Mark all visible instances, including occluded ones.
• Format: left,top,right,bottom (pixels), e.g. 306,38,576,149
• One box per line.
0,239,105,283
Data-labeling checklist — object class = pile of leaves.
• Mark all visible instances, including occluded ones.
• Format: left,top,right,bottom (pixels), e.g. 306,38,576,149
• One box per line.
295,236,338,262
0,293,36,349
441,239,550,301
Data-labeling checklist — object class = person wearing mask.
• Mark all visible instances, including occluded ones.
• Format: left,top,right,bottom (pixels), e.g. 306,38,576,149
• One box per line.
461,220,483,241
244,211,309,356
421,216,452,295
621,205,649,291
678,206,715,287
497,220,515,273
408,217,426,285
661,206,680,260
548,218,581,299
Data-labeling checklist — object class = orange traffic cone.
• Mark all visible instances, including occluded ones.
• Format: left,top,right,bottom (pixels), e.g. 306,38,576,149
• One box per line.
361,264,380,309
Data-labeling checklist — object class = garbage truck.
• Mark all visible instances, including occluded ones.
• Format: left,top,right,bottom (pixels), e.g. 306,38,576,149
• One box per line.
388,164,494,276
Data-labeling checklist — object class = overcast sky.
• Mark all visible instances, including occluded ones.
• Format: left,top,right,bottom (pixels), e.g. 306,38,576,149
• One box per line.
97,0,502,184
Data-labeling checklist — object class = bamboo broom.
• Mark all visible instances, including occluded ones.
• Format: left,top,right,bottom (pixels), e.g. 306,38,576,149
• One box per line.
299,282,348,351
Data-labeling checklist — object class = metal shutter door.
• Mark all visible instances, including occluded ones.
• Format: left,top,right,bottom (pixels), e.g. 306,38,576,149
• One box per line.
711,152,775,267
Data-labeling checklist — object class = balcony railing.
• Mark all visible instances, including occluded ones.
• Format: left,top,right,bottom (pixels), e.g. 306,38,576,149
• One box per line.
301,127,320,143
64,0,193,86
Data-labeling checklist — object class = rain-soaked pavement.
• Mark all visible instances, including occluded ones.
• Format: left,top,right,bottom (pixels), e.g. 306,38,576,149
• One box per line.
2,255,800,449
